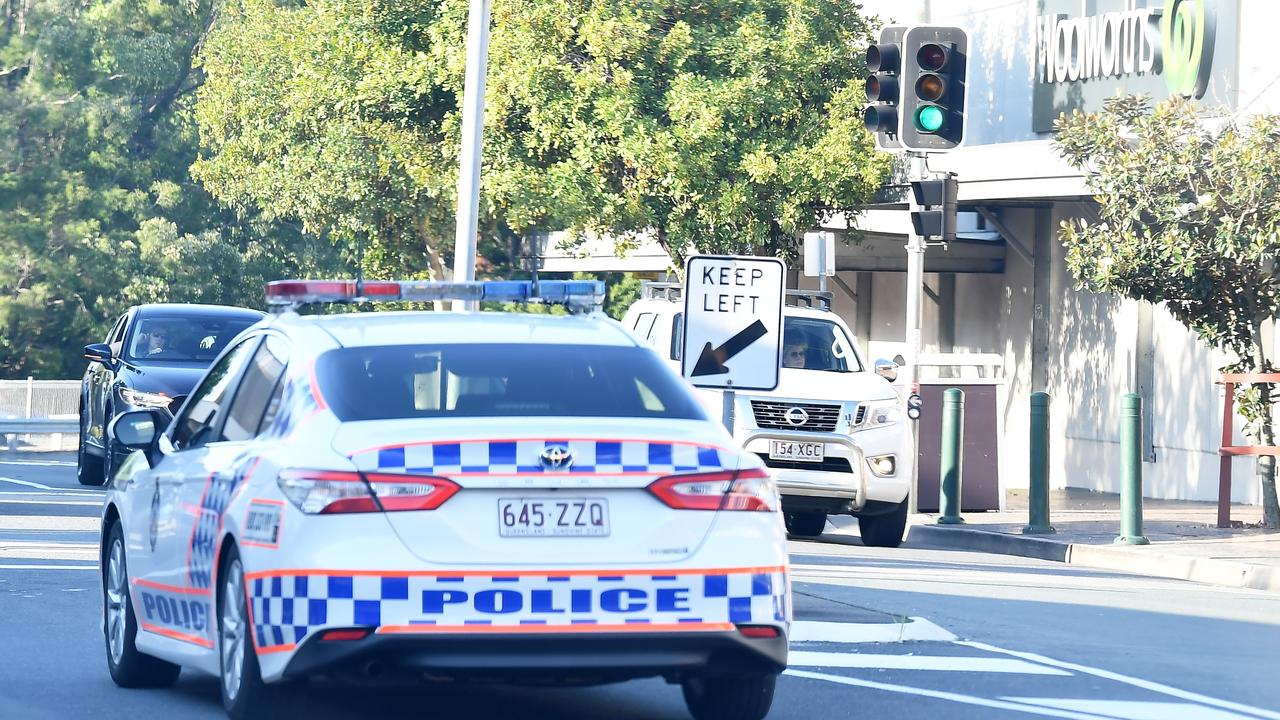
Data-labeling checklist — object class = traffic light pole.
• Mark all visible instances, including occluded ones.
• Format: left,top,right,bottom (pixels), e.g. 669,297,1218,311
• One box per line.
905,152,927,515
451,0,492,311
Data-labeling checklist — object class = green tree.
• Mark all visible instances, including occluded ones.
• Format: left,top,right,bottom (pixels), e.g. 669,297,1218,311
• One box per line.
193,0,891,276
1054,96,1280,528
0,0,342,379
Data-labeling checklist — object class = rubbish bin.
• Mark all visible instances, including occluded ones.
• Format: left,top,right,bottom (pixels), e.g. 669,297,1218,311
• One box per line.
916,380,1002,512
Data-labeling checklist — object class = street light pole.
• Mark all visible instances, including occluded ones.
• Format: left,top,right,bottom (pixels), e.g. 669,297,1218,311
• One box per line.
451,0,492,310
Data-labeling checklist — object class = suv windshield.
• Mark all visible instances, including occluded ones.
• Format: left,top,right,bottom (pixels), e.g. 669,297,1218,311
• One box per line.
316,343,709,421
125,315,259,363
782,317,861,372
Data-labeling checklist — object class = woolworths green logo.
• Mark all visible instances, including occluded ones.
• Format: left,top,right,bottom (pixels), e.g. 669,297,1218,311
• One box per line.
1162,0,1216,97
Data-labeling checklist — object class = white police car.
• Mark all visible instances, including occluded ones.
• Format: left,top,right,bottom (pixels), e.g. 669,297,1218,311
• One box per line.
99,279,790,720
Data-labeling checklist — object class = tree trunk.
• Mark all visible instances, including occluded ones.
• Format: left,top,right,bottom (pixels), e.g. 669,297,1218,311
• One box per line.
1251,336,1280,528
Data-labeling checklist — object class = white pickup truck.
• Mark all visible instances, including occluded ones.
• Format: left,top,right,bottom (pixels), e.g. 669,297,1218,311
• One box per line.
621,283,912,547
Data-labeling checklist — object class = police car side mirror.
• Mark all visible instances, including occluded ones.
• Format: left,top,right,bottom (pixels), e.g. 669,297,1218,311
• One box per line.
109,410,164,451
874,359,899,383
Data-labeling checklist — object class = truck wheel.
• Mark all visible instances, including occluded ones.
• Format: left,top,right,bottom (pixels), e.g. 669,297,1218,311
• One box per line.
784,510,827,537
682,673,777,720
858,498,908,548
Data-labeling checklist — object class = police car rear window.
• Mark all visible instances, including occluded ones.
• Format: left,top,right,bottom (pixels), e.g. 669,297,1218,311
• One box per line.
315,343,709,421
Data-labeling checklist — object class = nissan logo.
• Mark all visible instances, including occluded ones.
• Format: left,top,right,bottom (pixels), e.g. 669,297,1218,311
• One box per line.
785,407,809,426
540,445,574,471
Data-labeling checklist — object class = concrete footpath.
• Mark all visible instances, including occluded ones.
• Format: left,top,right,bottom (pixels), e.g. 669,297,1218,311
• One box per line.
870,489,1280,593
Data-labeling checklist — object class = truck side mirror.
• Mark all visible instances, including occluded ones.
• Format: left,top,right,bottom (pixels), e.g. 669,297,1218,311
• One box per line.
874,359,899,383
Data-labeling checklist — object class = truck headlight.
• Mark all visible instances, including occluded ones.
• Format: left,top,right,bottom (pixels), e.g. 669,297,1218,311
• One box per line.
119,387,172,409
852,401,900,431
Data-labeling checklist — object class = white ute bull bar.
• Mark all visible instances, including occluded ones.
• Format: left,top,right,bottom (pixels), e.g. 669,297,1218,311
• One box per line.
739,428,868,511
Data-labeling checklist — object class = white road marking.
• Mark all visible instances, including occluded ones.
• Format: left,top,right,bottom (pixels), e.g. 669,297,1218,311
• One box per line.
787,669,1128,720
0,564,97,571
0,515,100,531
0,460,76,467
791,617,956,643
0,477,55,490
0,498,103,507
789,651,1071,675
1004,698,1265,720
963,641,1280,720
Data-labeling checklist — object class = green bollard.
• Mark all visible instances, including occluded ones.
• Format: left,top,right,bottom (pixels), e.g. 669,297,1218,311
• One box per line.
938,388,965,525
1116,392,1150,545
1023,392,1056,534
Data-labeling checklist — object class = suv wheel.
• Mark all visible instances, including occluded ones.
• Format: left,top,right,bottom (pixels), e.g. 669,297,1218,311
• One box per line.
682,673,777,720
77,406,105,486
783,510,827,538
857,498,908,548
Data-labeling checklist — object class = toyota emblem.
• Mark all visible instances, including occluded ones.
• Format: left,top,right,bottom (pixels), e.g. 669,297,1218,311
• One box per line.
540,445,574,470
785,407,809,426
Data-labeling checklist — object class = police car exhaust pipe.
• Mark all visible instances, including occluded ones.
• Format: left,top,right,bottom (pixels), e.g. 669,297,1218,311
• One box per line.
364,660,385,678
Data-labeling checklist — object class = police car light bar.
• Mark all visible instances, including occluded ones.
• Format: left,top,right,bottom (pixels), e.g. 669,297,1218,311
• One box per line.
265,279,605,312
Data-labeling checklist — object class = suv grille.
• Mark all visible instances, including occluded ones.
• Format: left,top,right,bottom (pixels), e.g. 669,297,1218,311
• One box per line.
750,401,841,432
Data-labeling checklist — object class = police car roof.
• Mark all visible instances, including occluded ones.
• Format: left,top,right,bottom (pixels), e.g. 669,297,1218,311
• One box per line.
271,311,639,349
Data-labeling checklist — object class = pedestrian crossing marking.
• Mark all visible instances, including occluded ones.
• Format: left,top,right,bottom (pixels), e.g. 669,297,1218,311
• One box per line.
1003,698,1268,720
790,617,955,643
790,651,1071,675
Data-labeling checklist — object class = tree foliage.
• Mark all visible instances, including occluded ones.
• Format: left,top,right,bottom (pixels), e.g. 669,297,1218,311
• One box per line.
0,0,346,379
193,0,892,273
1054,96,1280,527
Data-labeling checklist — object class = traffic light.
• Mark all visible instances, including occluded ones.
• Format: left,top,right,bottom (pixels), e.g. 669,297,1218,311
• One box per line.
862,26,905,151
910,175,958,242
900,26,968,151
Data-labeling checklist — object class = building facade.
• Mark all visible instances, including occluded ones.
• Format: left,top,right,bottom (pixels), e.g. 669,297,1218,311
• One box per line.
547,0,1278,505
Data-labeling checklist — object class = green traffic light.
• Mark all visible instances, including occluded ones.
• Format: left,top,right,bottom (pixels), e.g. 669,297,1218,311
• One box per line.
915,105,944,133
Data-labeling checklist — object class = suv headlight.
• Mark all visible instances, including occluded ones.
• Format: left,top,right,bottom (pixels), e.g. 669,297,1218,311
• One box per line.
119,387,172,409
851,401,901,431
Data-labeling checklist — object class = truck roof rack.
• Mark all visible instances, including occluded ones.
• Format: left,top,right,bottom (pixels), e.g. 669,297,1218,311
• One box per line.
640,281,683,302
785,290,832,312
642,281,831,312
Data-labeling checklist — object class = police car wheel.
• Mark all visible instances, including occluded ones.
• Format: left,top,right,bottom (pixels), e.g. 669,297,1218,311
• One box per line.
103,521,181,688
219,547,290,720
681,672,777,720
857,498,908,548
783,510,827,538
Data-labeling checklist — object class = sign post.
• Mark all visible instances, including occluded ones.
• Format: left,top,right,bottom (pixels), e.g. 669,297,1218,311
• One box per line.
681,256,787,432
803,232,836,293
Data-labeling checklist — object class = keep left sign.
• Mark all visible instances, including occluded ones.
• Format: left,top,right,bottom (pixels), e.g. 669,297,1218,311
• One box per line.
681,255,786,391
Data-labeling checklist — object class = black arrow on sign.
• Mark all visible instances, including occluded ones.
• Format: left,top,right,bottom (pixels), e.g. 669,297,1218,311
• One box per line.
691,320,769,377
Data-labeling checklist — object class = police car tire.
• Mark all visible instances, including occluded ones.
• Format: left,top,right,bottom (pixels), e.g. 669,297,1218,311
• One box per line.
219,547,291,720
783,510,827,538
858,498,908,548
681,672,777,720
103,522,182,688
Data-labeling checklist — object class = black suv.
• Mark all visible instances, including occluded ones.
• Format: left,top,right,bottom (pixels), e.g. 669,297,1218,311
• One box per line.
77,303,265,485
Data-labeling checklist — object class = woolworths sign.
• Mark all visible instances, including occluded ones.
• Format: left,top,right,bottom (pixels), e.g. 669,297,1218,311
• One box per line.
1032,0,1237,133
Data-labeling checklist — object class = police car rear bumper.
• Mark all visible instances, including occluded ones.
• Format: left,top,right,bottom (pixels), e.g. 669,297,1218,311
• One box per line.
281,628,788,683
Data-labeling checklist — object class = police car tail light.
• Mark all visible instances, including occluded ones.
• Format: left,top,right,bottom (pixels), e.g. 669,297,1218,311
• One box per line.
647,467,776,512
364,472,459,511
737,625,782,639
278,469,379,514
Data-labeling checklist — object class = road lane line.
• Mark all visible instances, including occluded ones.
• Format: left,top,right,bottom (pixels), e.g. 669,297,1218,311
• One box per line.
0,476,55,490
791,617,956,643
785,669,1122,720
0,460,76,467
789,651,1071,675
0,499,103,508
0,516,100,530
961,641,1280,720
0,564,97,570
1004,698,1266,720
